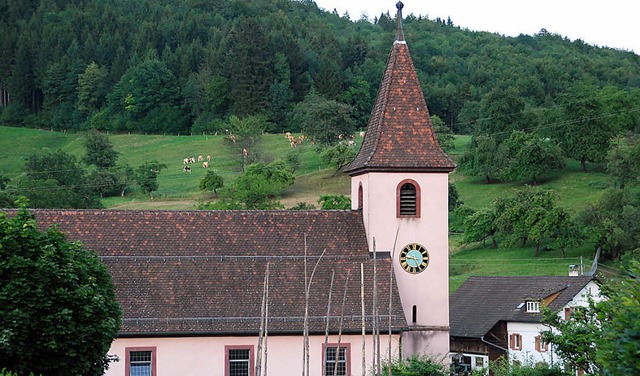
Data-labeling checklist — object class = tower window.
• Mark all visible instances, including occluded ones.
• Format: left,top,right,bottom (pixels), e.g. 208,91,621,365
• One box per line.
412,305,417,324
396,180,421,217
358,184,363,209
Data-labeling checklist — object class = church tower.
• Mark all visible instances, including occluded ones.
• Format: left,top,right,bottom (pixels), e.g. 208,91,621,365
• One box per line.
343,1,456,358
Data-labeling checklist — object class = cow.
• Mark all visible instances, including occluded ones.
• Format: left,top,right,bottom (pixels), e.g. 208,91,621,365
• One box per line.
183,165,191,174
202,161,209,168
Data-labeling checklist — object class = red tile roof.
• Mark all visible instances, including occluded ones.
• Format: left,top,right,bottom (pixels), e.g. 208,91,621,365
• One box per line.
9,209,407,336
344,41,456,175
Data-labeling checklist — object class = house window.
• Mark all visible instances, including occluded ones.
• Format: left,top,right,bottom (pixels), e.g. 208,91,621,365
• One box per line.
535,335,549,352
526,301,540,313
396,179,421,217
564,307,574,320
509,333,522,351
323,343,351,376
225,345,254,376
125,347,156,376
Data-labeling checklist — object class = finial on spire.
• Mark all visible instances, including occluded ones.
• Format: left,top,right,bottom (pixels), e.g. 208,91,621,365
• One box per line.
396,1,405,42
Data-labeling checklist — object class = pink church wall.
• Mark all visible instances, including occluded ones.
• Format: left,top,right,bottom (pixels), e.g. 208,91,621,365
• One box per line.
351,172,451,359
105,334,400,376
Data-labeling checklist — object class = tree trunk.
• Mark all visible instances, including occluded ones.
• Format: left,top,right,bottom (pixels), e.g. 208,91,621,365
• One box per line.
580,157,587,171
535,242,540,257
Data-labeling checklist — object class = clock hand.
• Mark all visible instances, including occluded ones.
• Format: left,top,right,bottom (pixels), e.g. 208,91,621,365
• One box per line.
407,255,420,266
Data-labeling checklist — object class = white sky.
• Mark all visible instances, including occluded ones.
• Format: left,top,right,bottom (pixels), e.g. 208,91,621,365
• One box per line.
313,0,639,54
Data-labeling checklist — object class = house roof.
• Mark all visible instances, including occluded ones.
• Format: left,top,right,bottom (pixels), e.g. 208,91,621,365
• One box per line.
449,276,595,339
343,14,455,176
11,209,407,336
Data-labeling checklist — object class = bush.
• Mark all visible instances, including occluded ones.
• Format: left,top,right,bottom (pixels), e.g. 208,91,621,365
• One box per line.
491,357,567,376
382,355,447,376
318,194,351,210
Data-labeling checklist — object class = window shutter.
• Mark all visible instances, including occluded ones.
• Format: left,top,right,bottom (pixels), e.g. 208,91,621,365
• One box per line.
509,334,515,350
564,307,572,320
535,336,541,352
399,183,416,215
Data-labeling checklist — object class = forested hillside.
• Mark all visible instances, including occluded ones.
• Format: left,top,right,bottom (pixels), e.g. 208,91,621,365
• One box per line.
1,0,639,135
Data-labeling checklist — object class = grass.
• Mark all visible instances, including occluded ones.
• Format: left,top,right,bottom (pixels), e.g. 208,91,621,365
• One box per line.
448,234,599,292
0,126,335,209
449,135,610,212
1,126,611,290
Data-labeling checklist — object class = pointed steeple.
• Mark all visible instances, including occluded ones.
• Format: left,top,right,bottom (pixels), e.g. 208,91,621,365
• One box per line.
344,2,456,176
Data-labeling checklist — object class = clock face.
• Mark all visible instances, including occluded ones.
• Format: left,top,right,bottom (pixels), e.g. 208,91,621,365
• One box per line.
399,243,429,274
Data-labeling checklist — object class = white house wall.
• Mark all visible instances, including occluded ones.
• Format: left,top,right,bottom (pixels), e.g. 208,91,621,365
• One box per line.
508,280,602,366
507,322,557,365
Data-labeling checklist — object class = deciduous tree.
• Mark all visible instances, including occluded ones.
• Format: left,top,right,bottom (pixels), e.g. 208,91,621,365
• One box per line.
555,83,617,171
542,257,640,375
82,129,119,169
19,150,100,208
498,131,565,184
320,143,357,176
318,194,351,210
134,161,167,199
199,170,224,195
291,92,355,145
0,204,121,376
206,160,294,210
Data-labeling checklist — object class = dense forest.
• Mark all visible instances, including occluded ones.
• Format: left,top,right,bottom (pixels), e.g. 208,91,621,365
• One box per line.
1,0,639,136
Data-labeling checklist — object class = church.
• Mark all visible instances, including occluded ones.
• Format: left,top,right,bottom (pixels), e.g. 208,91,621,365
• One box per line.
22,2,455,375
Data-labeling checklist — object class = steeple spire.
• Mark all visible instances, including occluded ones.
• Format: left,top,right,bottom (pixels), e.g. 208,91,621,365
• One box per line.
344,1,456,176
395,1,405,42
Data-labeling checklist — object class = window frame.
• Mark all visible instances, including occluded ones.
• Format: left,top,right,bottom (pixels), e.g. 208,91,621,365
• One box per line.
225,345,255,376
125,346,157,376
509,333,522,351
322,343,351,376
564,307,574,320
535,335,549,352
526,300,540,313
396,179,421,218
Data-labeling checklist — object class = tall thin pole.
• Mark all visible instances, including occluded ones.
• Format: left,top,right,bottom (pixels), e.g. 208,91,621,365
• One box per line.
323,270,335,376
336,270,350,376
361,263,366,376
264,262,270,376
373,239,380,375
256,262,269,376
388,227,400,376
302,236,308,376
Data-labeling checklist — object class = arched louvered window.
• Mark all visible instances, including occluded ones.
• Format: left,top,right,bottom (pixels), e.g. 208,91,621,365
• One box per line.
396,179,421,217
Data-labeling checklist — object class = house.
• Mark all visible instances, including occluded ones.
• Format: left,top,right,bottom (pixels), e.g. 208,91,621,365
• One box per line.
11,2,456,376
449,276,600,373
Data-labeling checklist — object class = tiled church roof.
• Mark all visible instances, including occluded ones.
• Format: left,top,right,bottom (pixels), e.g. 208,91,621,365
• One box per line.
344,7,455,176
12,209,407,336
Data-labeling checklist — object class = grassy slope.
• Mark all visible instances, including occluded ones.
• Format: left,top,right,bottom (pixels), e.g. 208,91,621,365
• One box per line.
447,135,609,291
1,127,609,290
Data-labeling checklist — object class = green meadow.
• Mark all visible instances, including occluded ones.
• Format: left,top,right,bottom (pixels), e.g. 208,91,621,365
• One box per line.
0,126,610,289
